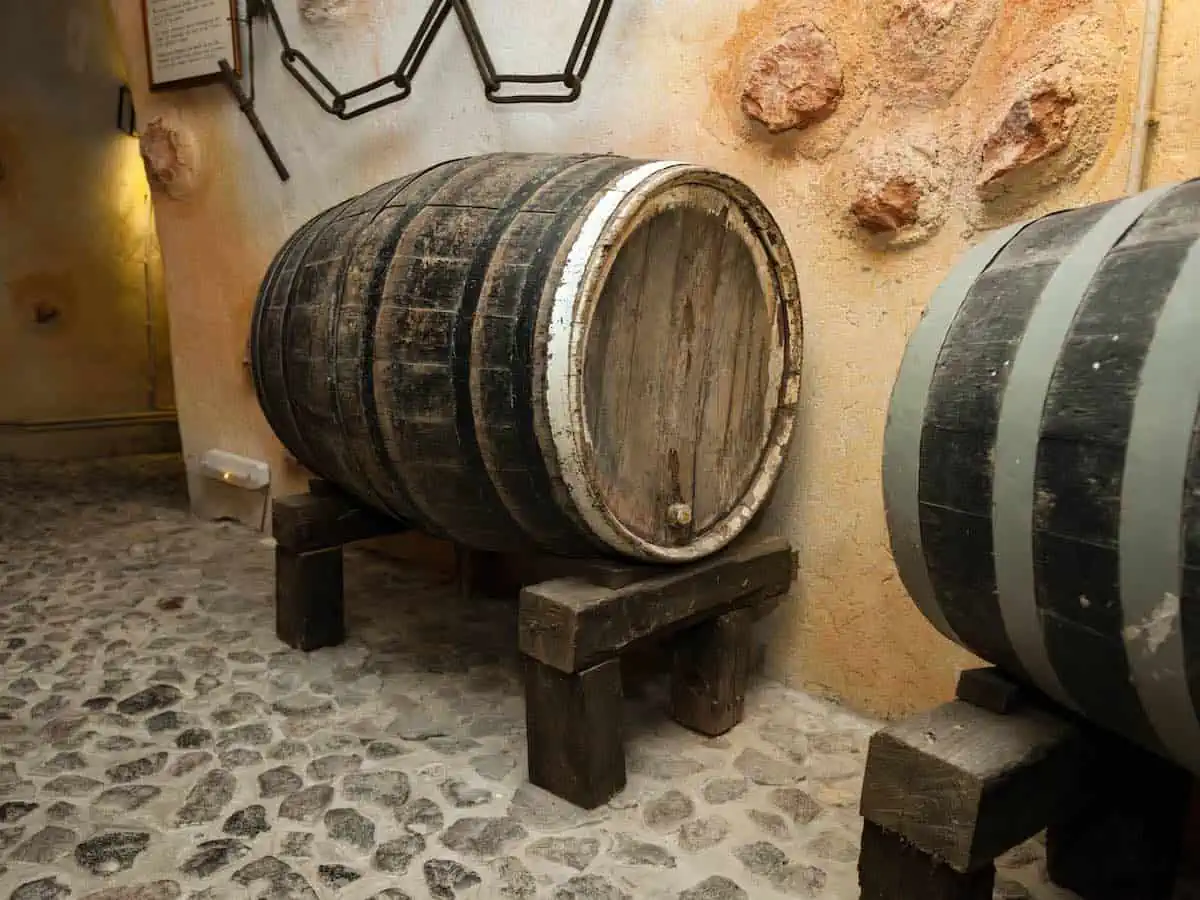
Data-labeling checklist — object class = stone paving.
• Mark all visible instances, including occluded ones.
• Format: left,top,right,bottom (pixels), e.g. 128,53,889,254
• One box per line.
0,456,1075,899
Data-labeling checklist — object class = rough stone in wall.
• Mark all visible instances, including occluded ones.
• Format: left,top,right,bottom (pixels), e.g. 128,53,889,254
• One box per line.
977,74,1079,194
299,0,357,25
879,0,1001,103
845,123,950,247
139,117,200,201
741,23,843,134
966,15,1119,220
851,178,921,234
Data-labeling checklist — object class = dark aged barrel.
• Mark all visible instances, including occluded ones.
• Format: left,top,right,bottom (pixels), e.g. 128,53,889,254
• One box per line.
251,152,802,563
883,179,1200,772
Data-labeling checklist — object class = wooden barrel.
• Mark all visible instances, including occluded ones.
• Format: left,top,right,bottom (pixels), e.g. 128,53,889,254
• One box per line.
883,179,1200,772
251,153,802,563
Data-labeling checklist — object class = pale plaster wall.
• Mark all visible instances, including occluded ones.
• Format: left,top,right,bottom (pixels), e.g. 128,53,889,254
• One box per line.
107,0,1196,717
0,1,174,430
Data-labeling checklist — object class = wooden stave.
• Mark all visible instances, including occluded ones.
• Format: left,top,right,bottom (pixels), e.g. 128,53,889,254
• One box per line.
883,178,1200,773
252,152,801,562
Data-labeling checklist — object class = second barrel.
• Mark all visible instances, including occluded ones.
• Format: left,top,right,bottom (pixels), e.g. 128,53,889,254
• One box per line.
251,152,802,563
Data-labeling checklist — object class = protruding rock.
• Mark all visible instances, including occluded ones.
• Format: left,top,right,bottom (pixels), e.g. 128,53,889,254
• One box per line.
398,797,444,835
771,864,827,897
11,826,76,863
977,75,1080,193
139,118,201,201
733,841,787,877
880,0,1001,101
423,858,481,900
80,881,181,900
259,766,303,798
679,877,748,900
851,177,922,234
527,836,601,872
440,816,526,858
845,123,949,246
75,831,151,875
318,865,361,890
174,770,236,826
299,0,356,24
324,807,375,850
678,816,730,853
116,684,180,716
11,878,71,900
701,778,748,805
741,23,843,133
375,834,425,874
279,785,334,823
491,857,536,898
224,806,269,839
180,839,251,877
611,834,675,868
734,748,803,786
770,788,822,825
553,875,629,900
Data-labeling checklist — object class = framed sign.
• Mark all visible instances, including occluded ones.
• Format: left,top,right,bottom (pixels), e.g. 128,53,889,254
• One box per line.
143,0,241,91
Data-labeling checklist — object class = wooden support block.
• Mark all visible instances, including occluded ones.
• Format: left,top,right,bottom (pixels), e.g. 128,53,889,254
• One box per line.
276,546,344,651
519,535,792,673
859,821,995,900
860,699,1083,873
955,667,1025,715
273,491,405,553
531,554,668,590
1046,734,1190,900
524,656,625,809
670,606,754,736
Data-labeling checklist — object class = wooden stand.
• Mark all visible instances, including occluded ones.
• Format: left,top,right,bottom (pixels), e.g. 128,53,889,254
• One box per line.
857,667,1191,900
519,540,792,808
273,482,407,651
272,483,794,809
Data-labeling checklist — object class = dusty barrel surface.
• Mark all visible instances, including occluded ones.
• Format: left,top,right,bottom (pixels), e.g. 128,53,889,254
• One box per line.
883,179,1200,772
251,153,802,563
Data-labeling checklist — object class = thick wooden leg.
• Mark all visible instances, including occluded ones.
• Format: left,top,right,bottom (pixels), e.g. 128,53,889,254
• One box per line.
275,546,344,651
524,656,624,809
859,821,995,900
670,606,753,736
1046,736,1190,900
859,700,1082,873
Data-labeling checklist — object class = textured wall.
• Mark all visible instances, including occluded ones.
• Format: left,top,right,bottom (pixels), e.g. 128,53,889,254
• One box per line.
108,0,1191,716
0,2,174,428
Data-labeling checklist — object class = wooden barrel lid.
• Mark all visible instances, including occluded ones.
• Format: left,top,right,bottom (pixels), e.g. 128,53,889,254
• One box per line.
540,163,801,563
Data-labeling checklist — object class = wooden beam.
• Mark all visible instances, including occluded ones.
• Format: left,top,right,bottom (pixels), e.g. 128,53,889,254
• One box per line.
1046,734,1190,900
519,535,792,673
859,699,1083,873
858,821,995,900
273,491,405,553
955,667,1025,715
671,606,754,736
524,656,625,809
275,546,344,651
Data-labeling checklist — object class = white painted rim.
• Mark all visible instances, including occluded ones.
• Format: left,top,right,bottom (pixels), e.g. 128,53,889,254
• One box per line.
544,162,802,563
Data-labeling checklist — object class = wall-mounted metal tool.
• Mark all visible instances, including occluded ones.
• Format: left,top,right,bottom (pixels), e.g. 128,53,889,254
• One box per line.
218,57,290,182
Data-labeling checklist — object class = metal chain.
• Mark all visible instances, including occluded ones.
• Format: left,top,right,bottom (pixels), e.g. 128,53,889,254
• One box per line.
257,0,613,120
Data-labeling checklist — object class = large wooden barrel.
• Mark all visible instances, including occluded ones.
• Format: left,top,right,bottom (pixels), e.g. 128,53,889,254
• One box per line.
251,153,802,563
883,179,1200,772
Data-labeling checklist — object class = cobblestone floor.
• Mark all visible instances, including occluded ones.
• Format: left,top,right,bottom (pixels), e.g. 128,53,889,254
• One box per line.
0,456,1074,900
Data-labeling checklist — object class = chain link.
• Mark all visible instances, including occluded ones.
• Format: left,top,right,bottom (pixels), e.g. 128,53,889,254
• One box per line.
258,0,612,120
